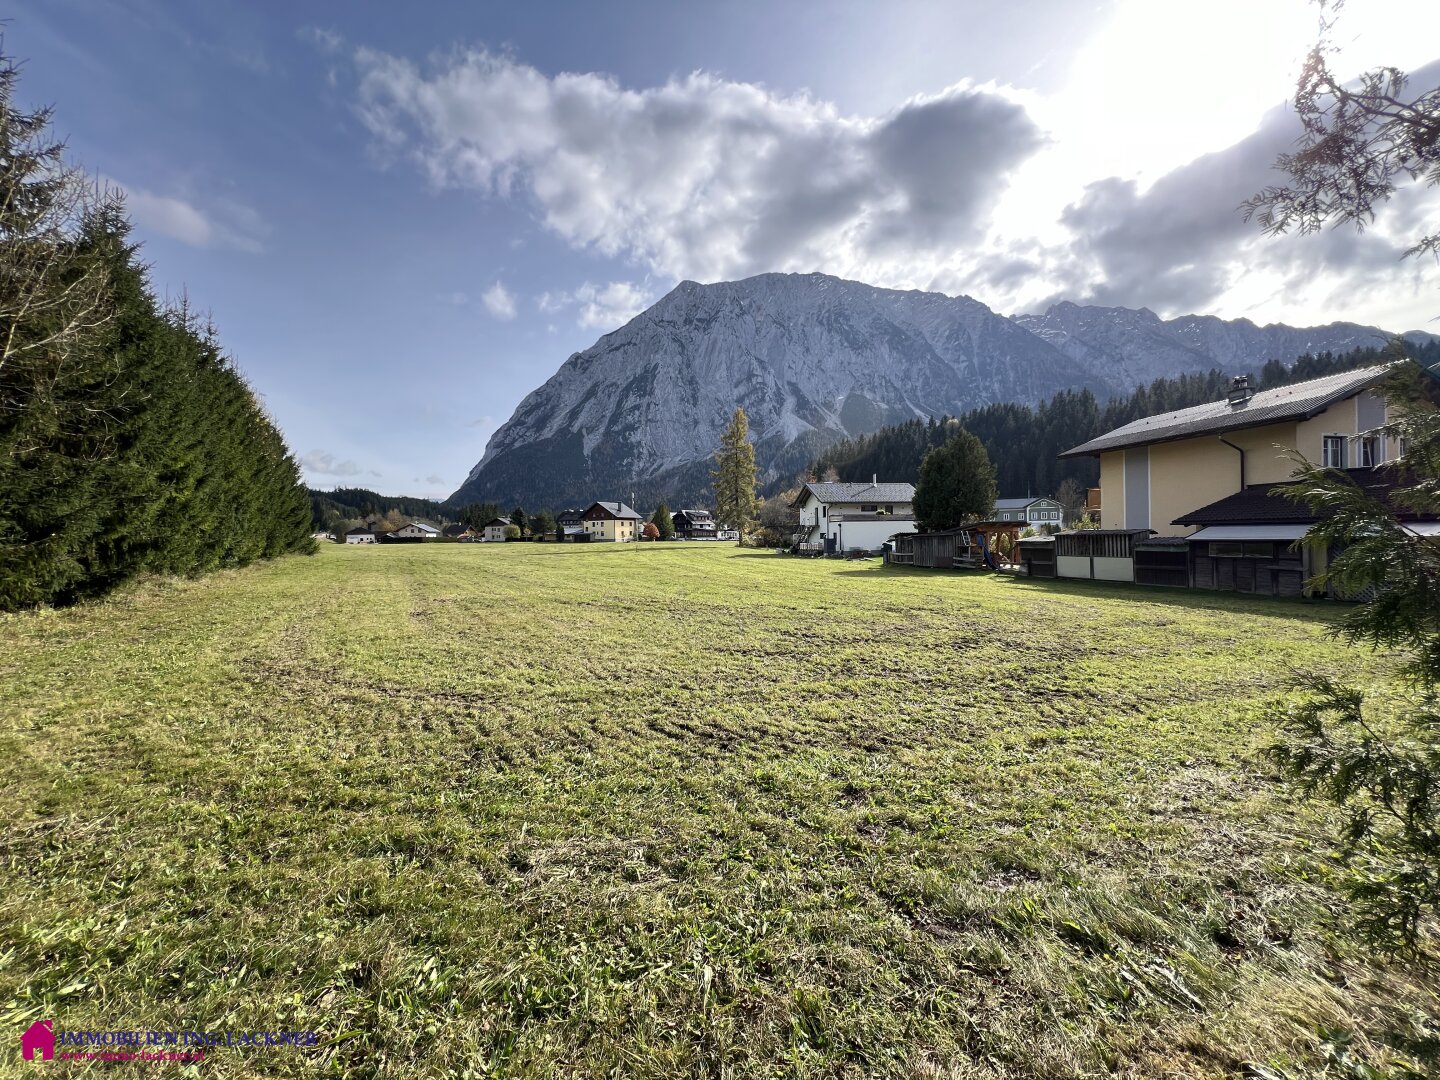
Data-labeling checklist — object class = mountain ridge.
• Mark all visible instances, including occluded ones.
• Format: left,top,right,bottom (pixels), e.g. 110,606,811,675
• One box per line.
448,272,1434,509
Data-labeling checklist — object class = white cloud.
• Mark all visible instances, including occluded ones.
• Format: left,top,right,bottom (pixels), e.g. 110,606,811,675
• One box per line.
535,280,654,330
342,15,1440,331
482,279,517,320
300,450,364,477
574,281,653,329
350,48,1042,287
110,179,266,253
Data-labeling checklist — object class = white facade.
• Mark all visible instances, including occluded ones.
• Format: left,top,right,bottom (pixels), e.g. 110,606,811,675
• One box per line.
482,520,511,542
994,497,1066,527
792,482,917,554
344,531,375,545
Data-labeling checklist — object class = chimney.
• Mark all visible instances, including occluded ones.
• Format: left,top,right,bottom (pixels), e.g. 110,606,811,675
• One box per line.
872,473,877,486
1227,374,1255,407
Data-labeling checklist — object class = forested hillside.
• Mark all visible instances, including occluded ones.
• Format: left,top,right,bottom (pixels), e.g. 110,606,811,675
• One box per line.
0,53,313,609
811,343,1439,497
309,488,452,534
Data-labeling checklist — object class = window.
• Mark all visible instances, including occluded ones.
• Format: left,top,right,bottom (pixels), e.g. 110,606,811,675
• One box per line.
885,505,893,514
860,504,878,512
1322,435,1347,469
1359,436,1378,468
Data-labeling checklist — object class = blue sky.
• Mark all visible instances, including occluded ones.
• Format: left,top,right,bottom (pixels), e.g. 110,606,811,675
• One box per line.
12,0,1440,499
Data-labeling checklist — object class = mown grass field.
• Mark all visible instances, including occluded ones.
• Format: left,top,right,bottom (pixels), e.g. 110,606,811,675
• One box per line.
1,543,1434,1078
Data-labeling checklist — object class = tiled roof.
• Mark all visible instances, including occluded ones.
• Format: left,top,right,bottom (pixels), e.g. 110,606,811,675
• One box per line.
1173,466,1423,526
589,501,642,520
1060,364,1392,458
793,481,917,506
994,497,1049,510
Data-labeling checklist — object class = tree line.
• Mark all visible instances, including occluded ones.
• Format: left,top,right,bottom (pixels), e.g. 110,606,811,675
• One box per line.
0,51,313,610
809,342,1438,497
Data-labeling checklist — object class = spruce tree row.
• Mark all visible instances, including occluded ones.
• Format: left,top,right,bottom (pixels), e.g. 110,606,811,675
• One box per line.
0,52,312,610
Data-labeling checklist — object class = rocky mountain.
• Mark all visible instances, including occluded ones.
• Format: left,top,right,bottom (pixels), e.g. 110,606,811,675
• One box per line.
448,273,1433,510
1012,301,1428,391
448,273,1104,509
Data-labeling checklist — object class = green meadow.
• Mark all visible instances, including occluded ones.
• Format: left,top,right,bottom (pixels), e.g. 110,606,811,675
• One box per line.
1,543,1433,1078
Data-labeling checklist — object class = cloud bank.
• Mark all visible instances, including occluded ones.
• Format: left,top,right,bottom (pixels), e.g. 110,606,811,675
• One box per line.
343,44,1440,325
352,47,1043,286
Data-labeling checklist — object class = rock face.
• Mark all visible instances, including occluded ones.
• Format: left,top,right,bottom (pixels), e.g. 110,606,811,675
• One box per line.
448,273,1102,509
448,273,1430,509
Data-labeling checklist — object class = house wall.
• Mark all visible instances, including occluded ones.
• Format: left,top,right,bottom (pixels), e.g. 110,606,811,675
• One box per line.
584,516,637,541
827,517,914,552
483,525,507,542
1097,413,1344,533
1295,391,1389,467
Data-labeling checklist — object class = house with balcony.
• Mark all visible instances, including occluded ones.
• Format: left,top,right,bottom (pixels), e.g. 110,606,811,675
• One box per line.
671,508,717,539
1058,363,1439,597
790,478,916,554
1060,365,1398,536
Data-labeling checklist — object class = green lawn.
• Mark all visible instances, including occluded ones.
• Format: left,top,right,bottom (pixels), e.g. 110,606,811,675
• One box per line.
1,543,1434,1078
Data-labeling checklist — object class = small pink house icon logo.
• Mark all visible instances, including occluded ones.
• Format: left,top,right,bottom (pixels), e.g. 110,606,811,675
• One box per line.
21,1019,54,1062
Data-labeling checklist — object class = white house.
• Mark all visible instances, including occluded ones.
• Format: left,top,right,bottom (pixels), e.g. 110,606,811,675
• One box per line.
790,478,917,554
481,517,512,542
391,521,440,540
344,526,375,544
993,496,1067,529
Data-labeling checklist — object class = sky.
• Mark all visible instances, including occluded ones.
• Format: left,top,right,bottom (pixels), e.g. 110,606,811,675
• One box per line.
12,0,1440,499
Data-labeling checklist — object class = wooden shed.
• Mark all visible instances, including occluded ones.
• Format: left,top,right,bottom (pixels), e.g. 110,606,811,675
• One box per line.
1016,536,1056,578
1054,529,1152,582
1133,536,1191,588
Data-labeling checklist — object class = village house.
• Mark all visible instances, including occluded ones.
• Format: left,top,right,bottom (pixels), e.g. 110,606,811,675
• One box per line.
389,521,440,541
1053,363,1439,596
555,508,586,541
441,523,472,539
1060,365,1398,535
993,496,1067,529
582,501,643,541
671,508,717,539
343,525,376,544
791,478,917,554
481,517,512,542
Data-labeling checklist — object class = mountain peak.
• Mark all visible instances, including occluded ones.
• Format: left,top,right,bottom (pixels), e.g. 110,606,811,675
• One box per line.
448,276,1437,510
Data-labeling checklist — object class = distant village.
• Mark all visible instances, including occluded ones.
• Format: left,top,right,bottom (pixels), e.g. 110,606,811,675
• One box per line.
322,364,1438,604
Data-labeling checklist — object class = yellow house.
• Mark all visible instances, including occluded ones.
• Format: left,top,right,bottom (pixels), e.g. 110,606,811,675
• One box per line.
582,500,643,541
1060,365,1396,535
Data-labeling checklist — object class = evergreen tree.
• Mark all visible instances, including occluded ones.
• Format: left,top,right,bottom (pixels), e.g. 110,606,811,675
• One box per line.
530,510,555,540
0,48,313,610
1268,360,1440,952
651,502,674,540
711,408,756,541
511,506,528,536
913,430,997,532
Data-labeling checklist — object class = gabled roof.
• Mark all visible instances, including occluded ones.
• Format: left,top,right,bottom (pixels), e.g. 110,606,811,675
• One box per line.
1060,364,1392,458
587,501,643,520
484,517,512,528
994,496,1055,510
791,481,917,507
1173,466,1425,527
345,525,374,535
405,521,440,534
